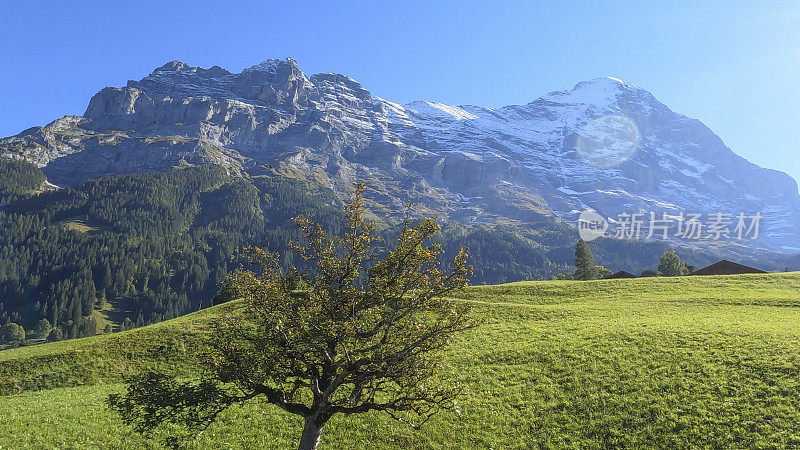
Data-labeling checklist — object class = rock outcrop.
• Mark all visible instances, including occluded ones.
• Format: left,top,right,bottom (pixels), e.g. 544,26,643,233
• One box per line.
2,58,798,252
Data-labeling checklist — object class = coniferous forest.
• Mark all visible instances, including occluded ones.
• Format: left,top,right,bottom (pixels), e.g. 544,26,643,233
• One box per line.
0,160,746,345
0,163,352,342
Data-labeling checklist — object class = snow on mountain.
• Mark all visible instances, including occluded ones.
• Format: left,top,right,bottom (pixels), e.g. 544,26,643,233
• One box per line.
1,59,798,252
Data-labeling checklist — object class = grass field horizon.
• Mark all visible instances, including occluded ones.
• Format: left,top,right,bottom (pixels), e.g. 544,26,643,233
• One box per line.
2,273,800,448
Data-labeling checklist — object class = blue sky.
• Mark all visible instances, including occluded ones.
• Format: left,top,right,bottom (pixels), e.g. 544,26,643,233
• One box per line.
2,1,799,184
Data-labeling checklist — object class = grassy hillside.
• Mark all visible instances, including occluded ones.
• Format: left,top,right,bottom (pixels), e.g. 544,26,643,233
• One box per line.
2,273,800,448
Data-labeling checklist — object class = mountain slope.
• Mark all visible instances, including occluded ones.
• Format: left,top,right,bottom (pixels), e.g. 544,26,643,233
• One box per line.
5,163,728,341
390,77,800,248
2,58,797,252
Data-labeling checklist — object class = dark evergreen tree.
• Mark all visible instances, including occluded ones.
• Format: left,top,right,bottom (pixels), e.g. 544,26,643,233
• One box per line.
574,239,598,281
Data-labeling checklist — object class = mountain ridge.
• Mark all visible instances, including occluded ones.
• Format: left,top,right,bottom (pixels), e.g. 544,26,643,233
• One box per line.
2,57,798,253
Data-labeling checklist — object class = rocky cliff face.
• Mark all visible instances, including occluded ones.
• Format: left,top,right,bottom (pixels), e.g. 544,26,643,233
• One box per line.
2,58,798,252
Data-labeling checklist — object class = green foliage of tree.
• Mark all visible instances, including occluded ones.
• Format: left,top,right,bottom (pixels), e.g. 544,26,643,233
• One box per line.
32,318,51,337
1,322,25,345
657,251,690,277
574,239,598,281
640,270,658,277
46,328,63,342
595,265,613,279
108,185,475,449
210,284,240,306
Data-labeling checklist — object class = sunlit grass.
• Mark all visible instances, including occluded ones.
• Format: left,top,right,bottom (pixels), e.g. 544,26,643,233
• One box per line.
2,273,800,448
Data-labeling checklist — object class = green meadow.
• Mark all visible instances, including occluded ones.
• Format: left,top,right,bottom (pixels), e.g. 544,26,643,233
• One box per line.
2,273,800,448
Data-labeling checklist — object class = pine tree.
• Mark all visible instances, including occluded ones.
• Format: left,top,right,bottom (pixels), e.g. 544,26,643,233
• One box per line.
102,262,113,290
574,239,598,281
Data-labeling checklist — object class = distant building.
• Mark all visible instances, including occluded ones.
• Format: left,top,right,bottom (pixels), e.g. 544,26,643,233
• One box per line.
690,260,766,276
609,270,637,279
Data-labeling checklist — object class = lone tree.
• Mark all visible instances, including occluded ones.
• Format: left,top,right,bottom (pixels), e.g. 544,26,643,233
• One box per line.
108,185,475,449
657,251,689,276
574,239,598,281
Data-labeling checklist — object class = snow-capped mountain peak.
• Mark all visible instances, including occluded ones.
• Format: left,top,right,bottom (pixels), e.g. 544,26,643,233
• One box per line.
2,58,798,253
541,76,635,107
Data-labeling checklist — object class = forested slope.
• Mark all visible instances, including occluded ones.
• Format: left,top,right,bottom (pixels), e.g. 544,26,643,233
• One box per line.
0,163,728,345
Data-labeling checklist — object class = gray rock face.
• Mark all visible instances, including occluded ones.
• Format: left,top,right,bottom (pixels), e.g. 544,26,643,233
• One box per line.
2,58,798,252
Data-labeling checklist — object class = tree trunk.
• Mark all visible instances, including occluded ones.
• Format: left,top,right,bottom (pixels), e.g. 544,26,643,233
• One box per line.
298,417,324,450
